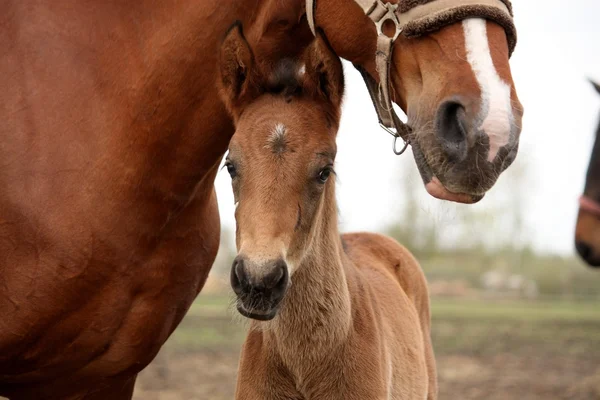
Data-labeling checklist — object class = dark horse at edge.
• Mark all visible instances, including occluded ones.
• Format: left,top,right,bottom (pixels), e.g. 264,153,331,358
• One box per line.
576,80,600,267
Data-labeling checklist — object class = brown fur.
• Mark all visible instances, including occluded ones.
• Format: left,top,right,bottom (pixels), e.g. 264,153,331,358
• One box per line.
220,31,437,400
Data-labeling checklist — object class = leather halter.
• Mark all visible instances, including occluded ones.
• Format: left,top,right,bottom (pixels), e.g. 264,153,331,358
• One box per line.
306,0,514,156
580,195,600,219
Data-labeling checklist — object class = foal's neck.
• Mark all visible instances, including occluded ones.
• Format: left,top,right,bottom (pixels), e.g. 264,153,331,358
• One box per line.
267,184,353,355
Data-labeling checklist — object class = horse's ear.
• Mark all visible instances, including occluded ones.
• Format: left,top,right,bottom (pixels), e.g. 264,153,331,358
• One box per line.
303,31,344,113
590,79,600,96
219,22,257,118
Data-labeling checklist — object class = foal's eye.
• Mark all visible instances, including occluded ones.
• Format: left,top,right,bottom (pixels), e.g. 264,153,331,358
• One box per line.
225,161,237,179
318,167,333,184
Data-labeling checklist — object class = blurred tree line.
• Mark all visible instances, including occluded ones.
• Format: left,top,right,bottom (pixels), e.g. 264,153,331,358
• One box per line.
209,154,600,300
386,155,600,300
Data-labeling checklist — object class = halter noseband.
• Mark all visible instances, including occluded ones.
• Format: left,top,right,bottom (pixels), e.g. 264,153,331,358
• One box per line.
306,0,516,156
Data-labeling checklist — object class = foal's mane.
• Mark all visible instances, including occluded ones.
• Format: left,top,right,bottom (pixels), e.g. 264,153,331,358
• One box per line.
220,22,344,128
264,58,303,99
260,56,343,128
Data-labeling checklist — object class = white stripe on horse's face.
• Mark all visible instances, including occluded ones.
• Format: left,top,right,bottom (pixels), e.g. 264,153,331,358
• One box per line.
463,18,513,162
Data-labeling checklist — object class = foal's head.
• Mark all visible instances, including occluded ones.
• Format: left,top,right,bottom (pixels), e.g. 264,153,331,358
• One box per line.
219,24,344,320
575,81,600,268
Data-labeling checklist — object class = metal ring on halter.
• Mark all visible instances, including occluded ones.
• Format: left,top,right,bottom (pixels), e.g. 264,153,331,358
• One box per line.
392,135,410,155
379,123,410,155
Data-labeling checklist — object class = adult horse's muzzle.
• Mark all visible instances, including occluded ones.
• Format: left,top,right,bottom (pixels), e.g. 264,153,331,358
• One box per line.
410,94,521,204
230,256,290,320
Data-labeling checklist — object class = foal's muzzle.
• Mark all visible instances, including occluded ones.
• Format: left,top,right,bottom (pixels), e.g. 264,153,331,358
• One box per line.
230,256,289,320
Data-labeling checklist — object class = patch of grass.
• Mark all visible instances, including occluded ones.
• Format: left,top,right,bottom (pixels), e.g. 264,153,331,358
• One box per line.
168,314,245,352
430,298,600,359
431,298,600,322
171,295,600,361
187,294,232,316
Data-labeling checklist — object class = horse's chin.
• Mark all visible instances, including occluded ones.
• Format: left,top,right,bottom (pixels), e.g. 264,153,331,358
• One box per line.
411,142,484,204
237,303,278,321
425,177,484,204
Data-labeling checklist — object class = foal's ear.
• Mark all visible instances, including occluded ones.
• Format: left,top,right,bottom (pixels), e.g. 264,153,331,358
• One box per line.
590,79,600,96
219,22,257,118
303,31,344,112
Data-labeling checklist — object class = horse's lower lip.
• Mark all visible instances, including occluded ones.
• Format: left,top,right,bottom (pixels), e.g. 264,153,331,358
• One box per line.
425,177,484,204
237,304,278,321
410,138,485,204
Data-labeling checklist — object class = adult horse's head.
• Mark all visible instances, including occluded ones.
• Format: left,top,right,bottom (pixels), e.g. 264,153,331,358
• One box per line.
309,0,523,203
219,24,344,320
575,81,600,268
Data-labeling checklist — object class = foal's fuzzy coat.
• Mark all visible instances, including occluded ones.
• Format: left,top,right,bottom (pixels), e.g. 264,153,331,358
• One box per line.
219,24,437,400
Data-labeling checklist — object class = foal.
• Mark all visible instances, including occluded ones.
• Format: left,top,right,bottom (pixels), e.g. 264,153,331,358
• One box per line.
219,24,437,400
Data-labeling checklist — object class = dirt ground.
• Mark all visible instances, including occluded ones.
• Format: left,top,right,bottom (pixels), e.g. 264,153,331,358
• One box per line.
134,349,600,400
133,297,600,400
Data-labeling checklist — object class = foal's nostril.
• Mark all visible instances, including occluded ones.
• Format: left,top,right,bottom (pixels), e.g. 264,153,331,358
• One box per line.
436,100,469,163
262,260,288,291
230,257,247,294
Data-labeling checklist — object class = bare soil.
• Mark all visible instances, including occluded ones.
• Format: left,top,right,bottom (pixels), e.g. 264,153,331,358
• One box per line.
134,298,600,400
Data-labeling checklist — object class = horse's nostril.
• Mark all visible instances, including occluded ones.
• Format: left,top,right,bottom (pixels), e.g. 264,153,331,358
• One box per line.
275,262,288,288
230,257,247,294
436,100,469,163
276,266,287,287
263,260,288,291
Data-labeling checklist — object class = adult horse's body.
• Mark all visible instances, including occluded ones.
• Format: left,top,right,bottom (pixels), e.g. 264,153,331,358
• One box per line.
1,0,522,398
575,81,600,267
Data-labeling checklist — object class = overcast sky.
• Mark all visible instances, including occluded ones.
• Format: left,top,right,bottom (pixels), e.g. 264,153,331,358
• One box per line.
215,0,600,256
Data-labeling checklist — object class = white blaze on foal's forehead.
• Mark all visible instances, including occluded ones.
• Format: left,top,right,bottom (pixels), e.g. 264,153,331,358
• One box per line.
462,18,513,162
272,123,286,138
267,123,288,154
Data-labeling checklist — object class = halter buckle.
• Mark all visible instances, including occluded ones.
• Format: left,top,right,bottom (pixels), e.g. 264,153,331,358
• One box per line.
372,1,402,42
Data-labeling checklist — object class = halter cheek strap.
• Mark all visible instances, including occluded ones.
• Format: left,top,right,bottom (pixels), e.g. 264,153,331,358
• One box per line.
308,0,411,155
306,0,516,156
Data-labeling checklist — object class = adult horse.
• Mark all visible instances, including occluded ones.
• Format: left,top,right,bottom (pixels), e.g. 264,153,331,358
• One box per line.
0,0,522,398
575,80,600,267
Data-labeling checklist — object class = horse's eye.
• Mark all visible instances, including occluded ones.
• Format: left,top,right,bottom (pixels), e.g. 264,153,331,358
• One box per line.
225,161,237,178
318,167,332,184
